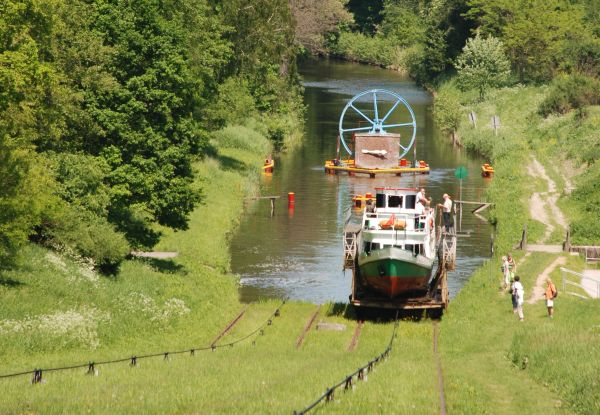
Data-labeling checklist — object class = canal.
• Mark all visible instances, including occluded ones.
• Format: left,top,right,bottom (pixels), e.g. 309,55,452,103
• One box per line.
231,59,492,304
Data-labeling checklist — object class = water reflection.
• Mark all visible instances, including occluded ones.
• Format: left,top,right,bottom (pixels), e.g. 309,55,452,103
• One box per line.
231,58,492,304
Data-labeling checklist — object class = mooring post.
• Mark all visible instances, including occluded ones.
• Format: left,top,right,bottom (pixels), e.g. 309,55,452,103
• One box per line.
270,197,275,217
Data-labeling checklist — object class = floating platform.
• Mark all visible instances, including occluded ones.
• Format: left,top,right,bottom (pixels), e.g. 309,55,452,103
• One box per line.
324,159,430,177
481,163,494,177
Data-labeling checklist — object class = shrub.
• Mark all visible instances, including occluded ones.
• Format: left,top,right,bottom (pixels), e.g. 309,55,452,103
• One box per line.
44,207,130,273
329,31,402,68
434,90,462,137
538,74,600,117
455,34,511,101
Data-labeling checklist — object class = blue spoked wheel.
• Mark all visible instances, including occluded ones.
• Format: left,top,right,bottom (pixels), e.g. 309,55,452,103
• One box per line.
338,89,417,158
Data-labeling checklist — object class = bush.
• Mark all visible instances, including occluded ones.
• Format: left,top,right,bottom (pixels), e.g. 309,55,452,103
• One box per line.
0,137,57,264
329,31,403,69
538,74,600,117
434,90,462,137
44,206,130,272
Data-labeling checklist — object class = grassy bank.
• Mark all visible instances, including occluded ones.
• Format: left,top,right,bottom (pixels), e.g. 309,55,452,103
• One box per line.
329,32,410,72
435,80,600,413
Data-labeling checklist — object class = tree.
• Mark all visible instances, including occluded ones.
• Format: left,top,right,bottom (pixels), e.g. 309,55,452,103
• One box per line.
47,0,231,247
455,33,510,100
379,0,426,47
466,0,588,81
290,0,352,54
0,134,56,263
434,90,462,144
346,0,384,35
215,0,299,113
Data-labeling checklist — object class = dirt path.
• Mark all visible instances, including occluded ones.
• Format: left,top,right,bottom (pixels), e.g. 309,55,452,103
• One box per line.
526,157,568,243
131,251,179,259
527,256,566,304
524,157,570,303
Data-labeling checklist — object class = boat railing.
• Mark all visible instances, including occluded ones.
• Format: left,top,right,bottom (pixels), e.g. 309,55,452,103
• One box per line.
363,211,432,232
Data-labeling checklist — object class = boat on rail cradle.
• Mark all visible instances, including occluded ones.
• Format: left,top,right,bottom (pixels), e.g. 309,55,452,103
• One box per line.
357,187,437,298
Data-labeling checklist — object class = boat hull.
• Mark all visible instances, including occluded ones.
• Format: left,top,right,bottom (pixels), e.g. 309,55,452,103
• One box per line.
358,246,434,298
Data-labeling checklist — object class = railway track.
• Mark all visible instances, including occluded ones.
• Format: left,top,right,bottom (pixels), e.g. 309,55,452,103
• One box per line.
296,305,321,348
210,305,250,347
433,321,447,415
347,320,364,351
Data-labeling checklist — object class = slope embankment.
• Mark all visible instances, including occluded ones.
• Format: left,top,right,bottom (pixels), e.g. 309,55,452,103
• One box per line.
437,83,600,414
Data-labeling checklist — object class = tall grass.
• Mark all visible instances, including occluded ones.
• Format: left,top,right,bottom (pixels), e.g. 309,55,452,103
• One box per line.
329,32,408,71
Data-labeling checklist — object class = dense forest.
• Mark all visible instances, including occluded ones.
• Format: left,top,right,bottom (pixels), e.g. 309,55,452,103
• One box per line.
0,0,302,270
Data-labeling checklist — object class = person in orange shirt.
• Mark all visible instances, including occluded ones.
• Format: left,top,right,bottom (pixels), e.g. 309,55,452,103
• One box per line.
545,278,557,318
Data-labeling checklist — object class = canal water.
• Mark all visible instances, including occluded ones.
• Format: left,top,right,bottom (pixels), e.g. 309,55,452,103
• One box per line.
231,59,492,304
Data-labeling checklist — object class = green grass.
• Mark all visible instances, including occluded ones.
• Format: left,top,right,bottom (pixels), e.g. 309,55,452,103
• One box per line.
0,126,434,414
2,73,599,414
441,253,576,414
437,78,600,414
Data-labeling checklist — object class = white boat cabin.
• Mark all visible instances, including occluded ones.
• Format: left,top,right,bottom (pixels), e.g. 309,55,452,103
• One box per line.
361,187,436,258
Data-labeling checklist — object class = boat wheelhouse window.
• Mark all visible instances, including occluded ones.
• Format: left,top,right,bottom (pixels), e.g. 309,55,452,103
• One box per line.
404,244,423,254
405,194,416,209
376,193,385,209
387,195,403,208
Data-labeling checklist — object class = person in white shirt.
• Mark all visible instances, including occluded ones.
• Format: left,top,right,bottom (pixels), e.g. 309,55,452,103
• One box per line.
501,256,510,290
437,193,453,232
415,200,425,229
512,275,525,321
416,188,430,206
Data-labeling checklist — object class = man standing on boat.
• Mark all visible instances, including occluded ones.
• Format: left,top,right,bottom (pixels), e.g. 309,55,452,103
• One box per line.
437,193,453,232
417,188,430,207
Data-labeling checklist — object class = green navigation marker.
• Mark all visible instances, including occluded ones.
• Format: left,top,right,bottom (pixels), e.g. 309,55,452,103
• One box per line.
455,166,468,180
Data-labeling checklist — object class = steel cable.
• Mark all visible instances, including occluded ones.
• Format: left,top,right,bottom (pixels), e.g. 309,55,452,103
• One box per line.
293,311,399,415
0,300,285,383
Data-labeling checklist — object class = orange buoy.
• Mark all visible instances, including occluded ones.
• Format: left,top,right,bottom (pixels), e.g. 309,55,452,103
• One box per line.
288,192,295,207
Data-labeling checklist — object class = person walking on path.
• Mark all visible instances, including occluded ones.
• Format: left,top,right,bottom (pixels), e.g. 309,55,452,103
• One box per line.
513,275,525,321
437,194,453,232
501,256,510,290
507,253,516,282
545,278,557,318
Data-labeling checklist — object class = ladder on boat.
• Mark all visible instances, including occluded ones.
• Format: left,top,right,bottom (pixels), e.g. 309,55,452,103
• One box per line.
442,232,457,270
436,227,457,271
343,223,361,270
